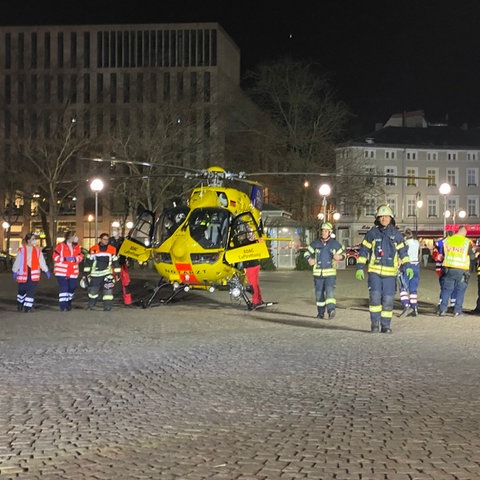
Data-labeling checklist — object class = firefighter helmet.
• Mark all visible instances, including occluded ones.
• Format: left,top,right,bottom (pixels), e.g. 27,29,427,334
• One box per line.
376,204,394,218
321,222,333,231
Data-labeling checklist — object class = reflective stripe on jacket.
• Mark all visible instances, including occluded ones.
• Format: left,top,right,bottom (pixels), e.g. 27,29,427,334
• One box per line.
53,242,84,277
357,225,410,277
304,238,345,277
84,244,120,277
15,246,41,283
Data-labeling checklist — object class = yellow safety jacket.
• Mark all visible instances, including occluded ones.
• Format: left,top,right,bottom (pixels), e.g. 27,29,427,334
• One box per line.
443,235,471,270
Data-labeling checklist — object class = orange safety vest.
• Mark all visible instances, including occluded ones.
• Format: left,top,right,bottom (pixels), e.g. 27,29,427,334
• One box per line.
16,246,41,283
53,242,83,278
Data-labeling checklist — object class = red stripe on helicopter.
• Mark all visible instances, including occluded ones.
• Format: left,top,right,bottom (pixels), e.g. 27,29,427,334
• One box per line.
229,200,236,207
175,263,199,283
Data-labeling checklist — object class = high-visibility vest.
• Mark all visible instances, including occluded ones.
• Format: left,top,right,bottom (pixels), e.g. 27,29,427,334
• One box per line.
16,246,41,283
53,242,83,278
443,235,471,270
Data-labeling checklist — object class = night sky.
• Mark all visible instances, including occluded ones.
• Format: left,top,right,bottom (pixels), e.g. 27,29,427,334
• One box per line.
3,0,480,134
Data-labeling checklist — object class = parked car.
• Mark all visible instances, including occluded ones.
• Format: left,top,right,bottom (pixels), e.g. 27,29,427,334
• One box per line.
346,245,360,266
0,250,14,272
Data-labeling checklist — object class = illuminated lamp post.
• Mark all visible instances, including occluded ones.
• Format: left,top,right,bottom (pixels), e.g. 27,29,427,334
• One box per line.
439,182,451,236
414,192,423,238
2,221,10,254
318,184,331,221
90,178,104,241
87,214,94,248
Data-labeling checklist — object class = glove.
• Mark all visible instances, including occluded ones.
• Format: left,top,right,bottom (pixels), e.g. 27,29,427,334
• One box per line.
12,272,17,281
65,256,75,262
45,271,51,279
355,269,364,281
406,267,414,280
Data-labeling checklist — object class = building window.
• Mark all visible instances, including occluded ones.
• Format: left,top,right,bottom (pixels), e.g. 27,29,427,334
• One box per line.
365,166,375,186
447,152,457,161
364,149,375,159
385,198,396,216
426,168,437,187
190,72,198,102
406,168,417,186
385,167,396,186
31,32,37,68
407,198,416,217
427,151,437,161
427,199,437,218
44,32,50,68
447,169,457,186
406,151,417,160
467,152,477,161
365,197,376,216
467,197,478,217
163,72,170,100
203,71,210,102
57,32,64,67
385,150,396,160
83,74,90,103
70,32,77,68
123,73,130,103
84,32,90,68
467,168,478,187
18,33,25,69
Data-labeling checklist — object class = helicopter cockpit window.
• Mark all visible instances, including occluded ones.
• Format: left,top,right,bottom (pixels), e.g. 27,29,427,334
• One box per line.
128,214,155,247
188,208,230,249
156,206,190,244
231,215,260,248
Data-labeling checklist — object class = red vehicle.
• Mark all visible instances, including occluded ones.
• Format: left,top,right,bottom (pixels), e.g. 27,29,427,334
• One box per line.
346,245,360,266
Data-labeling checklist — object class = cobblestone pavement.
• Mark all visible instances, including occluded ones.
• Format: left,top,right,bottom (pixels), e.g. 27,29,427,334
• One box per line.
0,267,480,479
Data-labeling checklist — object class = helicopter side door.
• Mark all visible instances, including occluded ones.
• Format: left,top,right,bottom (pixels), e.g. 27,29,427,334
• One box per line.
118,210,156,263
224,212,270,265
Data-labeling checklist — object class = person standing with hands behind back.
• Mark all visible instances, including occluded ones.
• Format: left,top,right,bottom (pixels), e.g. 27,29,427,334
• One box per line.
304,222,345,319
12,232,50,312
53,231,84,311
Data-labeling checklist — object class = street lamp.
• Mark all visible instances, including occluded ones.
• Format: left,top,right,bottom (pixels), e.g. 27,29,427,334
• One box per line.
445,208,466,228
87,214,94,248
439,182,451,236
90,178,104,240
319,184,331,220
2,221,10,253
414,192,423,238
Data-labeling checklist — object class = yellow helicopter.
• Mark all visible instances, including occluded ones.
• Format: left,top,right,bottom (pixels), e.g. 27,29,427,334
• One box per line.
118,166,272,309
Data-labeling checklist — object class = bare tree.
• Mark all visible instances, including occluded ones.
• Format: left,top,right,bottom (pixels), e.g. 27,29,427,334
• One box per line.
102,99,210,217
14,107,91,246
243,58,351,220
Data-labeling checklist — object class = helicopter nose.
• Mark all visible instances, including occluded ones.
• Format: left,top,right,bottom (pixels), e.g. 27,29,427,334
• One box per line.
172,239,187,258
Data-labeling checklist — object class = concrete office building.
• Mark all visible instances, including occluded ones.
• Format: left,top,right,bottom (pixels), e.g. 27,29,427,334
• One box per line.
0,22,250,251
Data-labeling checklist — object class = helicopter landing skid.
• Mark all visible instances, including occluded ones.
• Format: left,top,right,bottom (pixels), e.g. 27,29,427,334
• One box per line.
140,281,185,308
247,301,277,311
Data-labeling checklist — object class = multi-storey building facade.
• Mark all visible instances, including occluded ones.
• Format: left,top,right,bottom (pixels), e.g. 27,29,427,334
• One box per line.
336,112,480,246
0,22,248,252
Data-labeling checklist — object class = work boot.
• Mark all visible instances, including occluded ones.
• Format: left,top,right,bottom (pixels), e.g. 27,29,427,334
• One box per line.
398,307,410,318
17,302,23,312
370,323,380,333
328,309,336,319
316,311,325,319
381,326,393,334
408,307,418,317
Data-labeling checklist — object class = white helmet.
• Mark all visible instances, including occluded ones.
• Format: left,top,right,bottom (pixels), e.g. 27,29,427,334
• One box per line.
376,204,394,218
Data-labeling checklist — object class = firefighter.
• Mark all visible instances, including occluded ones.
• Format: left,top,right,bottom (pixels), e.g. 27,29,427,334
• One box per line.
109,229,132,306
355,204,413,333
304,222,345,319
83,233,121,311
